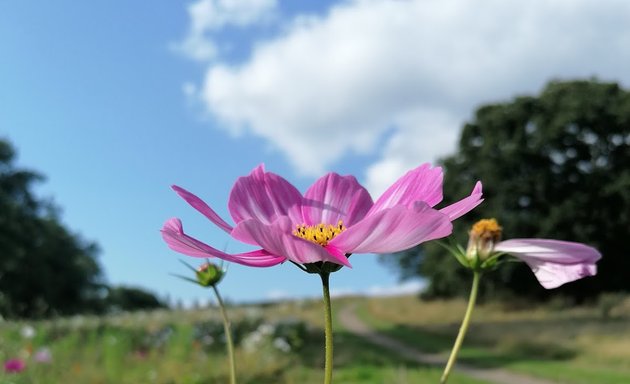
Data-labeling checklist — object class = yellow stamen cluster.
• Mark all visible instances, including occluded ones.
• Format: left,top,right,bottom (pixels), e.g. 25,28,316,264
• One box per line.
293,220,345,246
470,218,502,241
466,218,503,261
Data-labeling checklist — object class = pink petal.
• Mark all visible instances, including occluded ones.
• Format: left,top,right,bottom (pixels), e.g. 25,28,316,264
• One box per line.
495,239,601,289
301,173,373,226
228,164,303,225
330,202,452,254
161,218,285,267
439,181,483,221
369,163,444,214
172,185,233,233
231,217,352,267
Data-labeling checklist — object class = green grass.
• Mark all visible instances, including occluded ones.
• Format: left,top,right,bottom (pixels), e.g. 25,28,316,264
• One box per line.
282,331,488,384
3,294,630,383
353,294,630,384
0,304,487,384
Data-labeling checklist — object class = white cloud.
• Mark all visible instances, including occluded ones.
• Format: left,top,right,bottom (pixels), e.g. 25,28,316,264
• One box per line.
366,108,462,196
187,0,630,189
175,0,278,61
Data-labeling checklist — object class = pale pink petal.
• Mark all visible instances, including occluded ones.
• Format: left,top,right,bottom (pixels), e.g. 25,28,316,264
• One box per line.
439,181,484,220
495,239,601,289
330,202,452,254
228,164,303,225
369,164,443,214
161,218,285,267
172,185,233,233
301,173,373,226
231,217,352,267
520,261,597,289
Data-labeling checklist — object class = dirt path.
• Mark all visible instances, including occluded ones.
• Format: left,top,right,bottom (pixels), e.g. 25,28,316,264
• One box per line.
337,304,559,384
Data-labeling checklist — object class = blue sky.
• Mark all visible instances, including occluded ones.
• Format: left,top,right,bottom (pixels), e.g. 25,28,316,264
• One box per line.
2,0,630,305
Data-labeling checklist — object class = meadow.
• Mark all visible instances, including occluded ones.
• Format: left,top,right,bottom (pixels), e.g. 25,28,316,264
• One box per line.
1,293,629,384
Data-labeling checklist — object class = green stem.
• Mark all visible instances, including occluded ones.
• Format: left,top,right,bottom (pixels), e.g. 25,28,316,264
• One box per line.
212,284,236,384
320,272,334,384
440,271,481,384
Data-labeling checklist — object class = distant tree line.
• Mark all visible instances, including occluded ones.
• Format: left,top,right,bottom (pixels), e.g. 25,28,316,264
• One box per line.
387,79,630,301
0,139,165,319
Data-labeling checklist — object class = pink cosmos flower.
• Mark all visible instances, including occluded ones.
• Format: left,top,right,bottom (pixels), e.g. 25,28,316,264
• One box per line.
162,164,482,268
466,219,601,289
495,239,601,289
4,358,26,373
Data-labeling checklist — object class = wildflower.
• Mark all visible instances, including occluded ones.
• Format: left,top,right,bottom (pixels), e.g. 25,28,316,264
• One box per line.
440,218,601,384
34,347,52,363
4,358,26,373
163,163,482,384
462,218,601,288
162,163,482,269
20,325,35,339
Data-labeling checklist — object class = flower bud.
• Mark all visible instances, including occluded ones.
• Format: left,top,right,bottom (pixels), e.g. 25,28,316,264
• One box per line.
195,262,225,287
466,218,502,264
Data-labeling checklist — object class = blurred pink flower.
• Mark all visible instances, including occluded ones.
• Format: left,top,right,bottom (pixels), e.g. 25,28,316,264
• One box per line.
162,163,482,268
4,358,26,373
495,239,601,289
34,347,52,363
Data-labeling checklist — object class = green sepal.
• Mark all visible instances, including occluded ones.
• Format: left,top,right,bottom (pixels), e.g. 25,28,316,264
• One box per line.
438,239,472,269
170,273,205,286
479,252,507,271
301,254,350,274
179,259,199,273
303,261,345,274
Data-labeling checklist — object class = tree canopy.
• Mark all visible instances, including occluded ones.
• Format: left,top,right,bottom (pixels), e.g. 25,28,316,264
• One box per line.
105,285,167,312
0,139,106,318
388,79,630,300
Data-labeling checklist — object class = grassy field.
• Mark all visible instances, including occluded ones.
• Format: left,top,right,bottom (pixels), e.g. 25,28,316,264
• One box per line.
355,294,630,384
0,300,482,384
1,294,629,383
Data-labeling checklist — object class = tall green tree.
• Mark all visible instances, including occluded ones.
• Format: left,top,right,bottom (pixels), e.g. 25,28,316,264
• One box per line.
388,79,630,300
105,285,166,312
0,138,105,318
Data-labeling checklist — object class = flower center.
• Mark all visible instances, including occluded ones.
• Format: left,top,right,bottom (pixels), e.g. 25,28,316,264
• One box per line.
467,218,503,261
470,218,502,242
293,220,345,246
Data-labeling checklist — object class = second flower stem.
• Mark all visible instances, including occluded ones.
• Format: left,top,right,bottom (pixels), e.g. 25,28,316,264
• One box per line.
440,270,481,384
320,272,334,384
212,284,236,384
